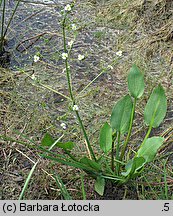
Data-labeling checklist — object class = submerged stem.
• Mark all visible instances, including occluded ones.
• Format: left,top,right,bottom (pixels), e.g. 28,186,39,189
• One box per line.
1,0,6,52
3,0,21,39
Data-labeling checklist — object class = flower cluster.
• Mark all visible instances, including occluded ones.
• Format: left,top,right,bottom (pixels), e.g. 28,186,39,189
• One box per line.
116,50,123,57
78,54,85,61
71,24,77,31
64,4,71,12
72,105,79,111
60,122,67,130
68,40,74,48
34,55,40,63
62,53,68,60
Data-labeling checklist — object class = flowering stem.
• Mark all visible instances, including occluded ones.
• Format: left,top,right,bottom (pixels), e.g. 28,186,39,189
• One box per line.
62,13,96,161
75,111,96,161
62,15,74,102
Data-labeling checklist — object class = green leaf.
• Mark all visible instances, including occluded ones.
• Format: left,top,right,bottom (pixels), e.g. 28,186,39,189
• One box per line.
80,157,101,171
56,141,75,150
110,95,133,134
41,133,75,150
100,122,112,153
42,155,97,173
54,174,72,200
128,64,145,99
144,85,167,128
122,157,145,177
41,133,54,147
94,176,105,196
137,136,164,163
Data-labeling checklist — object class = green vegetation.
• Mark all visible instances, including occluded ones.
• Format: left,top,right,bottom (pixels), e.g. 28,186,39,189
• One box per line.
0,0,21,52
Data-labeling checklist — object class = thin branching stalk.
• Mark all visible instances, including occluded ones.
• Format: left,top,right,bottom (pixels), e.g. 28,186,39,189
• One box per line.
120,98,137,160
62,13,96,161
62,15,75,102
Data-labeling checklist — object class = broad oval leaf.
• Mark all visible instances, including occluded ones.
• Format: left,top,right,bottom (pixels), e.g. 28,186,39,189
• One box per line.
128,64,145,99
144,84,167,128
122,157,145,177
80,157,101,171
56,141,75,150
94,176,105,196
41,132,54,146
100,122,112,153
110,95,133,134
137,136,164,163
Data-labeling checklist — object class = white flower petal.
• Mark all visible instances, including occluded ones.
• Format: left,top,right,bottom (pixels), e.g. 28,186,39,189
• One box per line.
34,55,40,62
116,50,123,57
78,54,85,61
107,65,113,70
72,105,79,111
64,4,71,11
60,122,67,130
71,24,77,30
68,40,74,47
62,53,68,60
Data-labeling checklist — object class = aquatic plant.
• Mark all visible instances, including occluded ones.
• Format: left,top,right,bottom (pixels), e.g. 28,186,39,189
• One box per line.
39,3,167,196
0,0,21,54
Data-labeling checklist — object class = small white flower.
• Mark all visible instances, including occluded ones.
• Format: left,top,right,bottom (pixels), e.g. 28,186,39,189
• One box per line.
78,54,85,61
60,122,67,130
72,105,79,111
116,50,123,57
71,24,77,30
107,65,113,70
31,74,36,80
68,40,74,47
64,4,71,12
62,52,68,60
34,55,40,62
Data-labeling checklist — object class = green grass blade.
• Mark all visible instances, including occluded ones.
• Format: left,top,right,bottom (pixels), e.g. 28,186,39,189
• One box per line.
42,154,97,174
3,0,21,38
163,159,168,199
81,175,86,200
54,174,72,200
19,161,39,200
